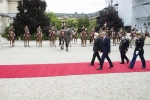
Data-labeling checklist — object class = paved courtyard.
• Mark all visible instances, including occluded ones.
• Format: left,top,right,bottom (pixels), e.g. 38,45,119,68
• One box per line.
0,40,150,100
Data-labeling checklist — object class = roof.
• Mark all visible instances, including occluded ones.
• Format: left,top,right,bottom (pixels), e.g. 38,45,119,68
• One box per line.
54,10,101,19
0,13,16,18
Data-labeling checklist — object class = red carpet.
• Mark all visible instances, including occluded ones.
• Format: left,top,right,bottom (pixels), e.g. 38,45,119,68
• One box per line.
0,60,150,78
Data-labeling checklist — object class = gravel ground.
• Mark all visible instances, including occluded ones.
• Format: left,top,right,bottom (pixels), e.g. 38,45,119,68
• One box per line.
0,40,150,100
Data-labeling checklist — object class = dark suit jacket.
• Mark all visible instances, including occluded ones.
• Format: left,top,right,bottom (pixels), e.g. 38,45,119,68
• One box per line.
119,38,129,52
100,37,110,54
93,38,101,52
134,38,144,54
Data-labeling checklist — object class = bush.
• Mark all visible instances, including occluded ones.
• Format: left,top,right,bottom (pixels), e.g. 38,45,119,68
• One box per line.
1,33,8,38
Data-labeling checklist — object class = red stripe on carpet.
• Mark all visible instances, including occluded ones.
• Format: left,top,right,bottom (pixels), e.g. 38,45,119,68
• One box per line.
0,61,150,78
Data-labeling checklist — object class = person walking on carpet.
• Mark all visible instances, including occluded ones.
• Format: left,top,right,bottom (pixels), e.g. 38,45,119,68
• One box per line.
119,34,130,64
89,28,102,66
97,31,114,70
127,31,146,69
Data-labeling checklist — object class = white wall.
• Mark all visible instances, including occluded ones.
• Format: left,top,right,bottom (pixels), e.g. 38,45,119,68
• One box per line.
8,1,18,13
112,0,118,5
132,0,150,32
118,0,132,26
113,0,132,26
1,17,10,34
0,16,2,34
0,0,9,13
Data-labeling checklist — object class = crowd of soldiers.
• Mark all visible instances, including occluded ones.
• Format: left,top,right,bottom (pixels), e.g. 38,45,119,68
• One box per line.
8,22,147,69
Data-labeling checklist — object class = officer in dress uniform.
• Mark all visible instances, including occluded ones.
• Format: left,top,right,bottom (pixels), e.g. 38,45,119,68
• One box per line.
119,34,129,64
127,31,146,69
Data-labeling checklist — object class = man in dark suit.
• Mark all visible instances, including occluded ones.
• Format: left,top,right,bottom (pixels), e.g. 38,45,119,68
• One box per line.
89,32,101,66
119,34,129,64
127,32,146,69
97,32,114,70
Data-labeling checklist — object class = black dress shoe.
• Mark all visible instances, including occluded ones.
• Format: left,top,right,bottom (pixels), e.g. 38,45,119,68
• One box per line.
127,60,129,64
120,63,124,64
97,67,102,70
141,67,146,69
127,66,133,69
109,66,114,69
89,64,94,66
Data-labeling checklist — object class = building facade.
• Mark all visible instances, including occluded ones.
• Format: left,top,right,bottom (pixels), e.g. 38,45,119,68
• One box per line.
113,0,150,32
0,0,19,34
0,0,45,34
55,11,100,23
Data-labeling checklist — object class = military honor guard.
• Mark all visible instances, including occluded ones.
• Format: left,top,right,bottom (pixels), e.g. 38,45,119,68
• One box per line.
49,26,55,38
81,26,86,38
9,25,15,36
119,28,123,40
62,21,66,29
119,34,129,64
130,25,138,38
24,25,29,36
101,22,107,31
127,31,146,69
36,26,41,38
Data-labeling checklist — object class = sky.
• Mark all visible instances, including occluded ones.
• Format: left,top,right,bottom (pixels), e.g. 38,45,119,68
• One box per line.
46,0,106,14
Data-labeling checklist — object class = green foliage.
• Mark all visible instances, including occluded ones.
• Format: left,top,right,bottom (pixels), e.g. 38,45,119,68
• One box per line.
1,33,8,38
77,17,90,33
45,12,61,30
1,25,11,38
83,17,90,29
66,18,78,28
13,0,50,36
96,6,123,31
77,18,84,33
4,26,10,35
89,20,97,31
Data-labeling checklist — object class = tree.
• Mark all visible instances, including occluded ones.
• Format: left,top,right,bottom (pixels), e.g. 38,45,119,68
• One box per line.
96,6,123,32
45,12,61,30
66,18,78,29
89,19,97,31
77,17,90,33
83,17,90,29
77,18,84,33
13,0,50,36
